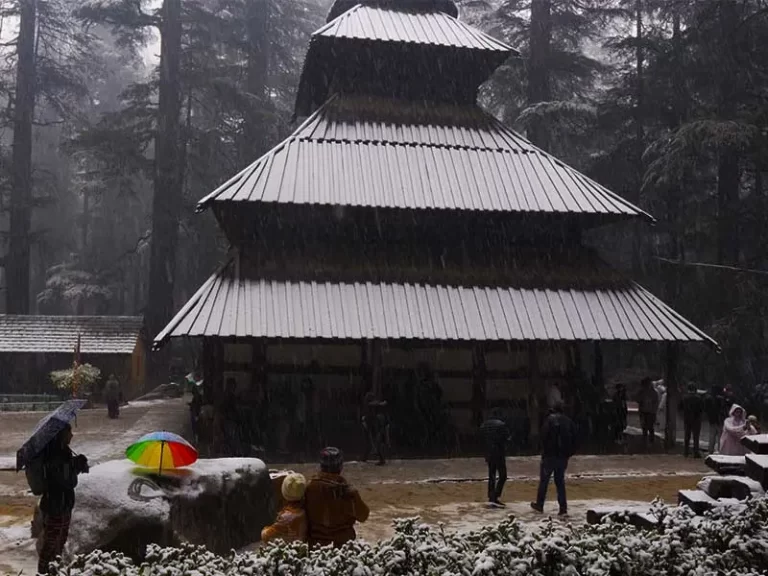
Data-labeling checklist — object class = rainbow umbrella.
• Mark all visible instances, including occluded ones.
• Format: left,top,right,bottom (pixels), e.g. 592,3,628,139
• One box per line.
126,431,197,474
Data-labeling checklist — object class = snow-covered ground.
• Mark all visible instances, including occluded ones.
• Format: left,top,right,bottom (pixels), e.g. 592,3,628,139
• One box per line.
0,398,712,575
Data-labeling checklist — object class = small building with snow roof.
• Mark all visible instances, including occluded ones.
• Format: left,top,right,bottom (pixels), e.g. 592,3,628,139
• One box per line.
0,315,146,400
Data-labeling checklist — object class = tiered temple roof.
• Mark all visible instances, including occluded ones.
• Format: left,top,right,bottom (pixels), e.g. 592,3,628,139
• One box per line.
155,0,715,350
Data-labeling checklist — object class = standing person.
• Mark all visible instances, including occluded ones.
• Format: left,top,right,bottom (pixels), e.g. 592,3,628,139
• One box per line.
719,404,757,455
636,378,659,446
361,392,389,466
530,402,576,516
189,385,203,444
748,415,761,434
304,447,369,548
104,374,121,419
480,408,510,507
261,473,308,544
613,384,628,443
37,424,89,574
705,386,727,454
681,383,704,458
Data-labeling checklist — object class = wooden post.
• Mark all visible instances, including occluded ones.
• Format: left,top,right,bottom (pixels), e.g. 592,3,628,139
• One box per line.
528,343,542,435
665,343,680,450
594,342,604,392
251,339,267,400
472,344,487,427
202,338,215,405
371,341,382,398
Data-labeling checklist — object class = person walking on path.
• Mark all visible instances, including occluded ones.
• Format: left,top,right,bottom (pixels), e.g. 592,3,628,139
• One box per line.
720,404,757,456
705,386,728,453
37,424,89,574
261,473,308,544
480,408,510,507
681,383,704,458
530,402,577,516
636,378,659,447
305,447,369,548
104,374,121,419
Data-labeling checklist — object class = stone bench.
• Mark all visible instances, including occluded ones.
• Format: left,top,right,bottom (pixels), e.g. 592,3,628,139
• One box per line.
705,454,746,476
586,506,658,529
745,454,768,489
697,475,765,500
741,434,768,455
678,489,717,515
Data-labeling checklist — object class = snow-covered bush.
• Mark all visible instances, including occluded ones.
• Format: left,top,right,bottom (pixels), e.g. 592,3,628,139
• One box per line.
52,498,768,576
50,363,101,395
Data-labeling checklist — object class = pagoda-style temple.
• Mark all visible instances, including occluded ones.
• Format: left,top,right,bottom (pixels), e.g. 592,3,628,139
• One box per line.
155,0,716,458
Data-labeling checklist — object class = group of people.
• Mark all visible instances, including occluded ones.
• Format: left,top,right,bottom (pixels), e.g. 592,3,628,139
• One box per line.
481,402,577,516
261,447,369,548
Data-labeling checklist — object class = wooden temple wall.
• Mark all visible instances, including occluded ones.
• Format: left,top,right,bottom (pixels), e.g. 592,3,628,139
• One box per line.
211,339,571,442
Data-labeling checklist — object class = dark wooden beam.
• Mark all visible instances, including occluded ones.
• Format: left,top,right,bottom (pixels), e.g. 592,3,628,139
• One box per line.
665,343,680,450
594,342,604,391
472,344,487,426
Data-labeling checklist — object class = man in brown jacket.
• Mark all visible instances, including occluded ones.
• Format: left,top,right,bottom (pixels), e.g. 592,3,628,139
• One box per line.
305,447,369,548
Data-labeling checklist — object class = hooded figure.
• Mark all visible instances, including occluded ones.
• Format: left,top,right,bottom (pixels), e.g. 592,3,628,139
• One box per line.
261,473,308,544
719,404,756,455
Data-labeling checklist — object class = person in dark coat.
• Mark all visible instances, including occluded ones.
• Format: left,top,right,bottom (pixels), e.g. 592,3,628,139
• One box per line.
361,392,389,465
530,402,576,516
681,383,704,458
613,384,628,443
38,424,89,574
104,374,121,419
705,386,728,454
636,377,659,446
480,408,510,507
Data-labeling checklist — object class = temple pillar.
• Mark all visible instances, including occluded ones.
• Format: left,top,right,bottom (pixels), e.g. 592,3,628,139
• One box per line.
472,344,487,426
665,343,680,450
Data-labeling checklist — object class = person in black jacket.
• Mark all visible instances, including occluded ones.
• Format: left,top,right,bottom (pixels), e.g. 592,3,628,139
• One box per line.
480,408,510,507
38,424,89,574
530,402,576,516
681,383,704,458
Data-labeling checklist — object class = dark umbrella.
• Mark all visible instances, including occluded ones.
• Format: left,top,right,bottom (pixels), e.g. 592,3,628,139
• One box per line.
16,399,87,471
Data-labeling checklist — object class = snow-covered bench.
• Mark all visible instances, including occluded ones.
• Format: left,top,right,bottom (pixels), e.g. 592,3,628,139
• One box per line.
741,434,768,455
705,454,746,476
697,475,765,500
745,454,768,490
586,505,658,528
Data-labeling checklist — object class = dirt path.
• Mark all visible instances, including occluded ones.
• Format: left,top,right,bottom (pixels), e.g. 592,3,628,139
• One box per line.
284,453,709,486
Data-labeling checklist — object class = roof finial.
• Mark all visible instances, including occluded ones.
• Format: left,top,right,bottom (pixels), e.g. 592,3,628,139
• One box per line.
327,0,459,23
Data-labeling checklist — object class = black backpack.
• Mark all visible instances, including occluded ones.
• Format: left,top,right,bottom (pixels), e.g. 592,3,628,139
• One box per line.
545,415,573,457
24,455,46,496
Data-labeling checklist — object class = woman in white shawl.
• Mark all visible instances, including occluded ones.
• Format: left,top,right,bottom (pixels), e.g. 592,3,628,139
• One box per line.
719,404,756,456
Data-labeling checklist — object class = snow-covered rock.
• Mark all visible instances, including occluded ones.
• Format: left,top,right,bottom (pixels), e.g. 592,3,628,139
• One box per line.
56,457,275,561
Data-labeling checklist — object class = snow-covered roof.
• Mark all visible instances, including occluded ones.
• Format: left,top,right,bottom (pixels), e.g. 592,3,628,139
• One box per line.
0,315,143,355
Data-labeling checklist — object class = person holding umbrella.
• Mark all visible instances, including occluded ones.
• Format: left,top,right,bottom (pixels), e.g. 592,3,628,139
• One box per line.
16,399,90,575
36,423,89,573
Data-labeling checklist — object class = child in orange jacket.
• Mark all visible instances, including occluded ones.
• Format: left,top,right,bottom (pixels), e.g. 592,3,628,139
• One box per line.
261,473,308,544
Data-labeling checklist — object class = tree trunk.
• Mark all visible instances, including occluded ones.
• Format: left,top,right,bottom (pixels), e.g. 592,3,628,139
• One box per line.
526,0,551,150
147,0,183,364
7,0,37,314
242,0,270,163
631,0,645,277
